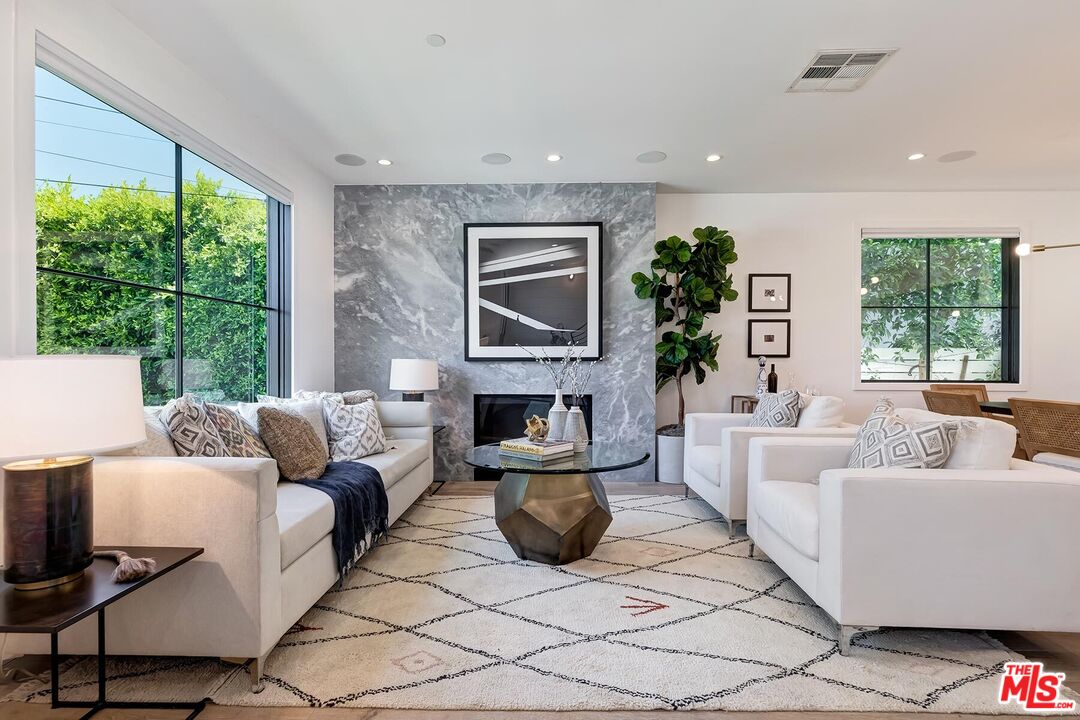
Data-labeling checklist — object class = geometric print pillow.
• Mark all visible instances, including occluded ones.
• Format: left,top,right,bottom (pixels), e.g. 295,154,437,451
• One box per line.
847,398,966,469
748,389,801,428
163,394,229,457
204,402,271,459
323,398,387,462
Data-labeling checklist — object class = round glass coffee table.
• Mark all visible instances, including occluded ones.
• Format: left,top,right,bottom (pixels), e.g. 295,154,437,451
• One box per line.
464,442,650,565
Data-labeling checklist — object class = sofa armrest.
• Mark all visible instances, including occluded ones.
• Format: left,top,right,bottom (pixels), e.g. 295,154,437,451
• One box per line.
90,455,284,657
721,428,858,521
377,401,433,440
815,467,1080,629
94,456,280,523
685,413,753,448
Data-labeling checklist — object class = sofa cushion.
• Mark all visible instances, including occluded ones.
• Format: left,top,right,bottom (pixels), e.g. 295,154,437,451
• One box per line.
896,407,1015,470
688,445,724,486
848,399,965,470
1032,452,1080,473
796,395,845,428
257,406,327,481
324,398,387,461
277,482,335,570
755,481,819,560
204,402,271,459
163,394,229,457
355,438,428,490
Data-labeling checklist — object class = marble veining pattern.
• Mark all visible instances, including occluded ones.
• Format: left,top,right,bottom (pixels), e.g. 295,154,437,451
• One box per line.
334,183,656,481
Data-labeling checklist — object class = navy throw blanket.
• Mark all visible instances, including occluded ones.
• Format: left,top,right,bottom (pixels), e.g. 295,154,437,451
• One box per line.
295,461,388,582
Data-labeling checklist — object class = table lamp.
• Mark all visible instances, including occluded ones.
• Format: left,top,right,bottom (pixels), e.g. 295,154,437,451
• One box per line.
389,359,439,402
0,355,145,590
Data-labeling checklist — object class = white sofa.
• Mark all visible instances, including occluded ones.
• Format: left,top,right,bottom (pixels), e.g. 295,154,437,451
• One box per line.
745,435,1080,654
9,400,434,691
683,399,856,537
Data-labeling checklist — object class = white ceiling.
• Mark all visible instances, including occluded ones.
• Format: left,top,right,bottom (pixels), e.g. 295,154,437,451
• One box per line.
109,0,1080,193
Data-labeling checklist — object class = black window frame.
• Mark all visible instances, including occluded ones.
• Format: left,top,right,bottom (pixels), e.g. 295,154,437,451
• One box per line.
34,65,291,401
860,235,1020,384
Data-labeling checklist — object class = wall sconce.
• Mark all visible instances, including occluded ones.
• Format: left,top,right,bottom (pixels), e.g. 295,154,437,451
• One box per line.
1016,242,1080,256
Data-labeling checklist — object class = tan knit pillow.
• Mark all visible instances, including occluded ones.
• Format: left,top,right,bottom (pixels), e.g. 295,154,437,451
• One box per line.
257,406,326,481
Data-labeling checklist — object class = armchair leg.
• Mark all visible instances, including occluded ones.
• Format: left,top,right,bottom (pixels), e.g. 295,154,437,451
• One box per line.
249,651,270,693
838,625,877,656
748,541,755,558
683,484,690,498
728,519,740,539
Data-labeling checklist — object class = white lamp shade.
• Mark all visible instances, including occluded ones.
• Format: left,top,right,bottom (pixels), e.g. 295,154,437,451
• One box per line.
388,359,439,392
0,355,146,460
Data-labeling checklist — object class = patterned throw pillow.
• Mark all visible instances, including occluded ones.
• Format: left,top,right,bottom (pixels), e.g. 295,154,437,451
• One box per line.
748,390,802,427
847,398,966,469
163,394,228,457
323,398,387,461
257,406,327,481
204,403,271,459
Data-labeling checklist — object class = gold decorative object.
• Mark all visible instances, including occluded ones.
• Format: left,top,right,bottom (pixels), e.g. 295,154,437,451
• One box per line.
494,473,612,565
524,415,550,442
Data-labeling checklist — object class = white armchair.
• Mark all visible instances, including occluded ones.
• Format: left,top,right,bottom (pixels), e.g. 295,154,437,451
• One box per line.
746,436,1080,654
683,410,856,537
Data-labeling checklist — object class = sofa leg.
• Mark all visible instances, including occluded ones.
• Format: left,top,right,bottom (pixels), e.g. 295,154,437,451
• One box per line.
683,484,690,498
839,625,855,655
748,541,755,558
249,652,269,693
728,519,739,539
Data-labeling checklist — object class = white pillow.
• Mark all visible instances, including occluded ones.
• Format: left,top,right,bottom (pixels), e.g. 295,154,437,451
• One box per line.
895,407,1016,470
237,399,329,459
796,394,845,428
101,406,178,457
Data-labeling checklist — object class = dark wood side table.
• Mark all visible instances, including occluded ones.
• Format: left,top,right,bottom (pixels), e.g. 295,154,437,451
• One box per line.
0,545,205,719
731,394,759,413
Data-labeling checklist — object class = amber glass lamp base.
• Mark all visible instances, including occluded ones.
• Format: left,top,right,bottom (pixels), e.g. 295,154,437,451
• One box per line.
3,456,95,591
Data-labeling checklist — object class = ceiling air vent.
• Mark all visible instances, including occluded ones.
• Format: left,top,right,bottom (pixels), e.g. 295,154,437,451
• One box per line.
788,49,896,93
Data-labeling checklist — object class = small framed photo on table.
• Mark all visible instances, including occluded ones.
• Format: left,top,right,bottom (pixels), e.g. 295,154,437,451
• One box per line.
748,319,791,358
747,273,791,312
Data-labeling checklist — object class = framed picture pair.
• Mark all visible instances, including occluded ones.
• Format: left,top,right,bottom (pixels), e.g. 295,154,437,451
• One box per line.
747,273,791,358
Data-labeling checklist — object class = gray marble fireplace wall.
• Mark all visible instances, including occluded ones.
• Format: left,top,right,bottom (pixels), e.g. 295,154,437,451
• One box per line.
334,183,656,481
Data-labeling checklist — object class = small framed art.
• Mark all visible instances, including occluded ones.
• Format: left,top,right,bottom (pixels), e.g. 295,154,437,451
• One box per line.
747,273,791,312
747,319,791,358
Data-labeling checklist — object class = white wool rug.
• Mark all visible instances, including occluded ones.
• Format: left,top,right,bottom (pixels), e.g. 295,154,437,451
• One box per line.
9,495,1078,713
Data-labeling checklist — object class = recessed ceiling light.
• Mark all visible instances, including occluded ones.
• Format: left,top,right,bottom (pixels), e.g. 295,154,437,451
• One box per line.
334,153,366,166
546,154,562,162
426,34,446,47
636,150,667,164
908,153,925,161
481,152,511,165
377,159,393,166
938,150,977,163
706,154,722,162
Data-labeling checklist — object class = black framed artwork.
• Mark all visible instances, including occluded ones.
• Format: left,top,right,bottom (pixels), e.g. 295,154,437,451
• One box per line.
464,222,603,361
747,273,791,312
748,319,791,358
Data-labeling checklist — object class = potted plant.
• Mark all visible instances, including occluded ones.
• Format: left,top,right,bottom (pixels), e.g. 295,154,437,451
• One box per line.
631,226,738,483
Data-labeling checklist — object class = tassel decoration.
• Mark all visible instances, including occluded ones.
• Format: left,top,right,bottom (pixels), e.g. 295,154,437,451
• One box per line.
93,550,157,582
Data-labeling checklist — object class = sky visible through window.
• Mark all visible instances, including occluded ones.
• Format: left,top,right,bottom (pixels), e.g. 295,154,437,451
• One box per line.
35,66,264,200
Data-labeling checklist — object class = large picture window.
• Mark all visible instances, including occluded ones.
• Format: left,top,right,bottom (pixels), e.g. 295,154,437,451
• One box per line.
860,233,1020,383
34,65,290,404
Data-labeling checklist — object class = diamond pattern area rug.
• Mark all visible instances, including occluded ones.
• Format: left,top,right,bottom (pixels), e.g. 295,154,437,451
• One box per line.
9,495,1076,713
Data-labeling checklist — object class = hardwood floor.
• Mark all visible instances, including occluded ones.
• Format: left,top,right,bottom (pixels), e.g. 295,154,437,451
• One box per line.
3,480,1078,719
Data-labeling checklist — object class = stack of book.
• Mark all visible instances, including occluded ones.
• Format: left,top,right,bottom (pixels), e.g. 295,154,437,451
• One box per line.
498,438,575,463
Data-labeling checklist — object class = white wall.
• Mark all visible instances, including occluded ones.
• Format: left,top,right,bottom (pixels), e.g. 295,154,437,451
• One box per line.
656,191,1080,426
0,0,336,390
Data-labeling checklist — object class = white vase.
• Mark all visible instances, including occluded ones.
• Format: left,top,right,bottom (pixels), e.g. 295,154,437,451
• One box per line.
563,405,589,453
656,433,685,484
547,389,568,441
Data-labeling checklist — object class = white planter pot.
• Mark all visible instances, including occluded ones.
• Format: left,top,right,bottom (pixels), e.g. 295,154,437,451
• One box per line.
656,433,685,484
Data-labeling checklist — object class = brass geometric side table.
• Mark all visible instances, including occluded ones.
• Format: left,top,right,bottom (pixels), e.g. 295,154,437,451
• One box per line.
465,442,650,565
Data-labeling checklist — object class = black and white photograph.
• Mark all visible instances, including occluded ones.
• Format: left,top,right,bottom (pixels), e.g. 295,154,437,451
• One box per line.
748,318,791,357
747,273,792,312
464,222,602,360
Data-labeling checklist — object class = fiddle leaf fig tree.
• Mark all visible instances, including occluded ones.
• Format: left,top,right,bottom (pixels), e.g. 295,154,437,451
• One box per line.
631,226,738,431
